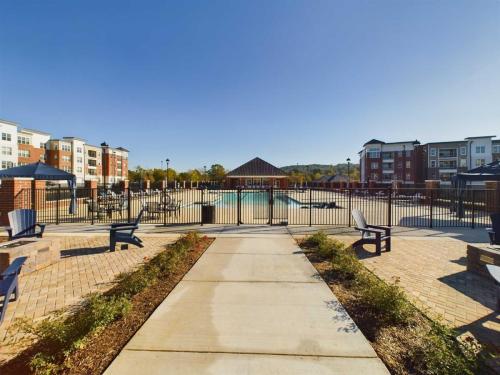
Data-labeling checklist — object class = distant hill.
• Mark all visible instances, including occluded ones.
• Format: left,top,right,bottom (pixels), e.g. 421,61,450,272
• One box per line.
281,163,359,176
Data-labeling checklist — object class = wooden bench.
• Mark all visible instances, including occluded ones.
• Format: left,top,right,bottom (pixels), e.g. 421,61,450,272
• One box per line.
0,256,27,324
352,209,391,255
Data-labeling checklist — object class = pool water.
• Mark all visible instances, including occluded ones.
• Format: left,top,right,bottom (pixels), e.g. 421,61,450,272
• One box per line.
213,191,301,207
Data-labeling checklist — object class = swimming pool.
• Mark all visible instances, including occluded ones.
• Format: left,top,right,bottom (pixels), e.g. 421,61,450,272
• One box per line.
210,191,302,208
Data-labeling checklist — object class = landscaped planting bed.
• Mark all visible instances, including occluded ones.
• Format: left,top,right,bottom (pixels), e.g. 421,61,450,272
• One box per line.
299,232,488,375
0,232,213,375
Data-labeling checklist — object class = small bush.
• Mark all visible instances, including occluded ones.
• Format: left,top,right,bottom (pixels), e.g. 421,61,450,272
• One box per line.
301,231,329,249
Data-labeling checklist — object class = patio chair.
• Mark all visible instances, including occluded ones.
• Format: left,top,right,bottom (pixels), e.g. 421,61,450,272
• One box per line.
486,265,500,311
0,256,27,324
351,209,391,255
86,200,106,219
487,213,500,245
109,208,145,251
6,209,46,240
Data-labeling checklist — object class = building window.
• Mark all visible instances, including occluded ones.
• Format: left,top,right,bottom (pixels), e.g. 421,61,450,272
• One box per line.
2,133,12,141
77,157,83,163
62,156,71,162
1,161,14,168
76,167,83,173
430,148,437,157
370,162,378,169
17,136,31,145
88,169,96,175
88,150,97,158
430,160,437,168
439,160,457,169
406,161,411,168
1,146,12,155
459,159,467,168
366,148,380,158
439,148,457,158
18,149,30,158
475,146,485,154
493,145,500,154
475,159,485,167
406,173,411,180
62,144,71,152
460,146,467,156
77,147,83,153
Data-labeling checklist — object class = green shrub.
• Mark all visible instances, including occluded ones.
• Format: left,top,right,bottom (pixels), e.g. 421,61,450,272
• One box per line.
302,231,329,249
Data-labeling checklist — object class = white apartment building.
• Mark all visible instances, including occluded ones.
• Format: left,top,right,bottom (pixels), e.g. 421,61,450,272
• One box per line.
62,137,86,183
465,136,495,168
0,119,19,169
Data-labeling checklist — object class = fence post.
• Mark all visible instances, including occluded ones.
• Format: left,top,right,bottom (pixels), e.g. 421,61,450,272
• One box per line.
200,189,204,226
237,188,241,225
309,188,312,227
429,190,434,229
387,187,392,227
90,187,95,225
348,188,352,227
56,186,61,225
269,187,274,226
471,189,475,229
127,187,131,223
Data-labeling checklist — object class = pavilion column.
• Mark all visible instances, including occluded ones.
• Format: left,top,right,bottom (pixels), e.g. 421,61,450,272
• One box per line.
0,178,33,226
85,180,98,201
485,181,500,213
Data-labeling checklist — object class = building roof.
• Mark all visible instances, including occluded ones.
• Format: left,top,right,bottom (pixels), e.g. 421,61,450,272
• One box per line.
362,139,420,147
313,174,348,183
227,157,288,177
18,128,51,136
0,118,19,126
464,135,496,140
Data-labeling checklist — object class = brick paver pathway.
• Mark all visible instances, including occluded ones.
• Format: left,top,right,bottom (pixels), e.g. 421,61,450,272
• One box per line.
0,235,176,362
333,234,499,351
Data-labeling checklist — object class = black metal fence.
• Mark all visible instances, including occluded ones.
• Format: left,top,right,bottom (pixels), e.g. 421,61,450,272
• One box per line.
14,187,496,228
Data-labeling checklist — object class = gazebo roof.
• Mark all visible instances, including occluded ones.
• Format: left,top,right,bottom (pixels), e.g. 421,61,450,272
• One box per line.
455,160,500,182
0,162,76,181
227,157,288,178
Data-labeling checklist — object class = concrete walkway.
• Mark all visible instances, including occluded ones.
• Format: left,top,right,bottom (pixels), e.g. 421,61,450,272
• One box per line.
105,236,388,374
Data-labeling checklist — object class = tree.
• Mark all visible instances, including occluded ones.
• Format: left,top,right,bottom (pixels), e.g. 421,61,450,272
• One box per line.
208,164,226,182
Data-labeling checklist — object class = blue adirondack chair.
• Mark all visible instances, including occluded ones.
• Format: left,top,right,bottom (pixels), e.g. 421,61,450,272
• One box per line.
0,256,27,324
109,209,145,252
7,209,46,241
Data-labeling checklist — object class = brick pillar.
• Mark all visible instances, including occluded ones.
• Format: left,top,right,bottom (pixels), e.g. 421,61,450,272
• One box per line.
31,180,46,210
425,180,440,202
485,181,500,213
339,181,346,189
0,178,33,225
143,180,150,190
160,180,167,189
119,179,129,190
368,180,376,189
85,180,98,201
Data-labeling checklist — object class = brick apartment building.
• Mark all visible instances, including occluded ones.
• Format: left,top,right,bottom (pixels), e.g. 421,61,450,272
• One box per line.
0,118,128,185
360,136,500,185
359,139,424,184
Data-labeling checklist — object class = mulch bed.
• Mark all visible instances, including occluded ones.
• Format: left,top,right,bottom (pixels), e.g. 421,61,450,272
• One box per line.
0,237,214,375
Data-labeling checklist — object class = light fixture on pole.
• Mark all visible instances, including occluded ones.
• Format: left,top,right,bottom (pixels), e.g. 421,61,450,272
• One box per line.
346,158,351,188
165,158,170,188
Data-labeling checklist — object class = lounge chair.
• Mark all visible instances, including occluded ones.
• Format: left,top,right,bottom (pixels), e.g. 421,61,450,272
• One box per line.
487,213,500,246
109,209,145,251
486,265,500,311
0,256,27,324
352,209,391,255
6,209,46,240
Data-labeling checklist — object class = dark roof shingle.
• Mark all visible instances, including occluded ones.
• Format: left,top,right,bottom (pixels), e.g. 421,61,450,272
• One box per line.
227,157,287,177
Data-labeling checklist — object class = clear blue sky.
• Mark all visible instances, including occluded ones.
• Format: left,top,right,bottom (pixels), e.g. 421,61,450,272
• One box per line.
1,1,499,171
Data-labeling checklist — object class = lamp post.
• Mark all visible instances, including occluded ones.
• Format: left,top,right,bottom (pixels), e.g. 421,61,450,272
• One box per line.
165,158,170,188
346,158,351,188
203,165,207,184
